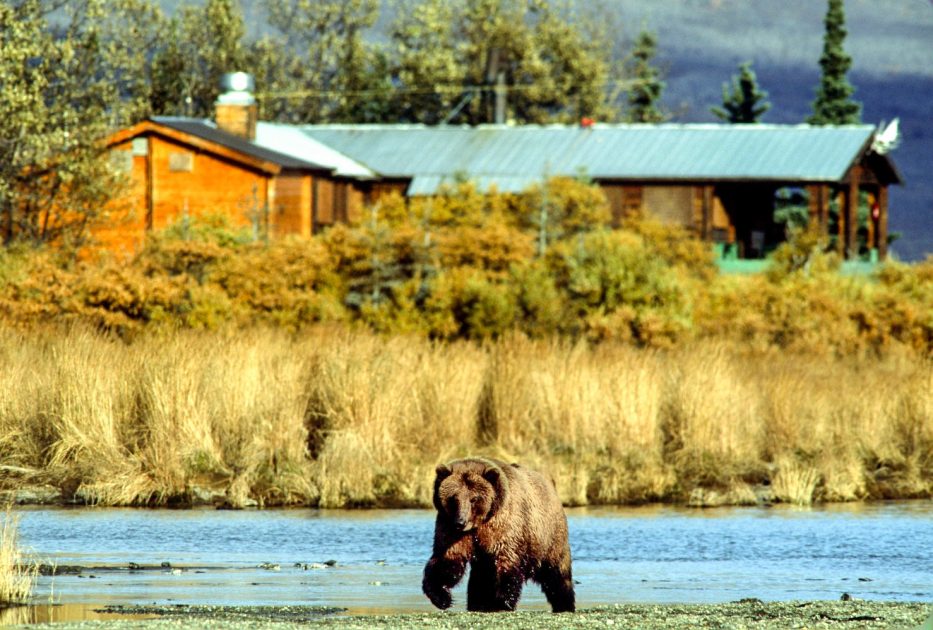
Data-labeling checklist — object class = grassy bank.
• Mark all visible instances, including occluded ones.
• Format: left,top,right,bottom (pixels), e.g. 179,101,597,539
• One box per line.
1,326,930,508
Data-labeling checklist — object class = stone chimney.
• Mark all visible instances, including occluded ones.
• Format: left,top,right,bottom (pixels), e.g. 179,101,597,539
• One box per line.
215,72,257,141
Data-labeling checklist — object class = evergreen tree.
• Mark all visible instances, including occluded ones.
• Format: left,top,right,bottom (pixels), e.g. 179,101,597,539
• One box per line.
389,0,466,125
808,0,861,125
625,29,665,123
711,62,770,123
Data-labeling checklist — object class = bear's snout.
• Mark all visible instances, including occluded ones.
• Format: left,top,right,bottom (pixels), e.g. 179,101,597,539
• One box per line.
446,497,473,531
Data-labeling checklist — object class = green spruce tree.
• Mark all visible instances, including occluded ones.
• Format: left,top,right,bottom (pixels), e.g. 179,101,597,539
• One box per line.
711,62,770,123
625,29,665,123
808,0,861,125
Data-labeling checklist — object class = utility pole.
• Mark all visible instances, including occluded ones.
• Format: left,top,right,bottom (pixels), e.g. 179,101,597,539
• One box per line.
538,180,549,257
485,48,504,124
494,71,506,124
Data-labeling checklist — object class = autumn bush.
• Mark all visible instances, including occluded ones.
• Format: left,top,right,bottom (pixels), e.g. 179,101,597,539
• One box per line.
694,257,933,357
1,178,930,357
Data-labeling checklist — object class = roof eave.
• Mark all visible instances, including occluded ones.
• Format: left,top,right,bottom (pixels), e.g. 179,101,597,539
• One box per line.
109,120,283,176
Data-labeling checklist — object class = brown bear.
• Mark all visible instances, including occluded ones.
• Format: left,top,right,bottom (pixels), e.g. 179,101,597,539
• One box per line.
422,457,575,613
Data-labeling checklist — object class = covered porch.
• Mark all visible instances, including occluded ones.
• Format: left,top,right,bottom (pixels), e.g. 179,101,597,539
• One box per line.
691,150,901,261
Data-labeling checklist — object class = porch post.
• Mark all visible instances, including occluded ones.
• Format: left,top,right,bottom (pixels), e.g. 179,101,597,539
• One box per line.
845,165,860,260
878,185,889,260
807,185,819,228
701,185,713,240
836,189,846,256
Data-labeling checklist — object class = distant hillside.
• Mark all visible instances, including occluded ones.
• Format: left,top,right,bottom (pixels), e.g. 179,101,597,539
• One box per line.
156,0,933,260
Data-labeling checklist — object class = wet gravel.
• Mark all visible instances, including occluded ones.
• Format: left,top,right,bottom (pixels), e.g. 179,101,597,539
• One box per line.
11,600,933,629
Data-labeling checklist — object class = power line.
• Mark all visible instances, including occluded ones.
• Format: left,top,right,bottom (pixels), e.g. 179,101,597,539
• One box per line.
255,79,636,100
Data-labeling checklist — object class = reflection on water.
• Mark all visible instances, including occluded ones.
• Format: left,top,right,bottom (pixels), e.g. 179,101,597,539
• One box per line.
10,502,933,612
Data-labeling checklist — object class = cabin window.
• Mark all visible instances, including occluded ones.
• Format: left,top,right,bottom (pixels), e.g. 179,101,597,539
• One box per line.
710,227,730,243
131,137,149,157
643,186,693,225
168,152,194,172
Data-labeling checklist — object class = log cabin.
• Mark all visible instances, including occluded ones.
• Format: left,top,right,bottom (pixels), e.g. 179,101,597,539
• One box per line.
290,123,902,261
105,74,902,260
102,74,374,254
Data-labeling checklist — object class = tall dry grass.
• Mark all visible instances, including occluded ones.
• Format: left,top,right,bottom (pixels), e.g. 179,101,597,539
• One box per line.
477,336,670,505
303,331,487,507
1,507,36,606
0,326,316,506
0,325,931,507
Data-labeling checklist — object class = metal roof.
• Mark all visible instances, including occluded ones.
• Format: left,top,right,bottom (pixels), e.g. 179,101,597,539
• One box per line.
302,124,885,194
254,123,376,179
152,117,331,172
146,119,899,195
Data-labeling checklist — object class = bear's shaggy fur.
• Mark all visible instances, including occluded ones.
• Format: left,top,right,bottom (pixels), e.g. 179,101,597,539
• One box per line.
422,457,575,613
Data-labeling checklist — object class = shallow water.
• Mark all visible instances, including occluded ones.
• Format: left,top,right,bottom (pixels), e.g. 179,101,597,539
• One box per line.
10,502,933,613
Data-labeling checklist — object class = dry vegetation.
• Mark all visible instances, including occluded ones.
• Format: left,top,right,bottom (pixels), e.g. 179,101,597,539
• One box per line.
0,326,930,508
0,507,36,607
0,181,930,508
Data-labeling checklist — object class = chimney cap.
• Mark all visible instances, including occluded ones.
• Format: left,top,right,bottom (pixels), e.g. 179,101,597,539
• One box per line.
221,72,254,93
217,72,256,105
216,72,256,105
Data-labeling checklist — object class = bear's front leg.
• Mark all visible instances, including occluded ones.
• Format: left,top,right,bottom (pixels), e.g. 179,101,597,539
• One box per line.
466,554,524,612
423,525,473,609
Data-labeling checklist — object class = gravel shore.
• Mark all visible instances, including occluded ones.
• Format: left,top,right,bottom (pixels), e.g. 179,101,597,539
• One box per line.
10,600,932,629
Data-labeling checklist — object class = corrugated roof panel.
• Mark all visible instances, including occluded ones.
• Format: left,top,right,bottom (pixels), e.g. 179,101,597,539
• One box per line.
300,124,878,184
144,119,889,189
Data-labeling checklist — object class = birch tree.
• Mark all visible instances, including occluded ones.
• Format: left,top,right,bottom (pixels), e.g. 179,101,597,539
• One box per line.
0,0,138,248
253,0,391,122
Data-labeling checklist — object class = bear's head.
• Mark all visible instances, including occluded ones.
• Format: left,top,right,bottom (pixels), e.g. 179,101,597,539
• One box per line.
433,459,508,533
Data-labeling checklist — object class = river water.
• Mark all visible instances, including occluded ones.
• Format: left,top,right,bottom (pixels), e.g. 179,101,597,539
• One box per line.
11,502,933,613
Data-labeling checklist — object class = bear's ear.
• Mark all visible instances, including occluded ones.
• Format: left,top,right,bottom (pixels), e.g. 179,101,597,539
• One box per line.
433,464,452,512
482,465,508,518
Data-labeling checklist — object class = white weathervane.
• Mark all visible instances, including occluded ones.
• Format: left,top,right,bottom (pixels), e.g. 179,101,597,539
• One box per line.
871,118,900,154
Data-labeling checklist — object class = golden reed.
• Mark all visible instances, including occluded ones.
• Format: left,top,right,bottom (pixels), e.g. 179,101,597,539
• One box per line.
0,326,930,508
0,507,36,606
